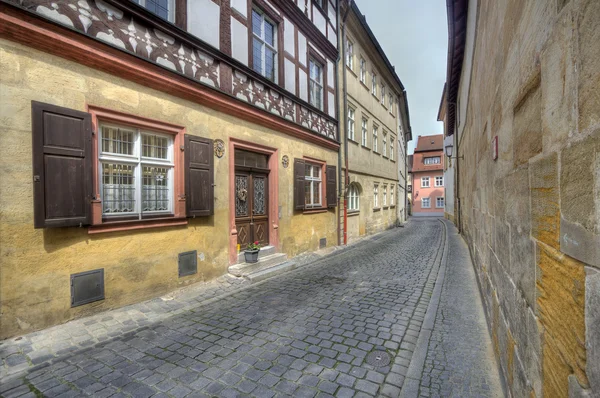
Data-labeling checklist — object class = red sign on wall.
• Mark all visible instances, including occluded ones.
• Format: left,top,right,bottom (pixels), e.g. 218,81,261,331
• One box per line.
492,136,498,161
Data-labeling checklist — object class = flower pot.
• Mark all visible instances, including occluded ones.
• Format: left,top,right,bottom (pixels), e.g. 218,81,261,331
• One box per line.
244,249,260,263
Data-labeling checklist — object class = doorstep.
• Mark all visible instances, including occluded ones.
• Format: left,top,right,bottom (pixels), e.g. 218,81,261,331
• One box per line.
229,249,294,283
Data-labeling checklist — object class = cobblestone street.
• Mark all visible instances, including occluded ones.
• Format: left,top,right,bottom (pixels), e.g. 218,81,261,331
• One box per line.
1,219,503,397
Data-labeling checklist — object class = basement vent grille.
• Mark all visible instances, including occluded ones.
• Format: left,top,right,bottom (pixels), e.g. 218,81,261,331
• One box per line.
319,238,327,249
178,251,198,277
71,269,105,307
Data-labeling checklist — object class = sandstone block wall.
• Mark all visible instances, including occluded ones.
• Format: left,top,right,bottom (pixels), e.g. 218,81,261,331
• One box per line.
455,0,599,396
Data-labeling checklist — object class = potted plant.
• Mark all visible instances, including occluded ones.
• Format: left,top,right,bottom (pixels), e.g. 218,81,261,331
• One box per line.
244,241,261,263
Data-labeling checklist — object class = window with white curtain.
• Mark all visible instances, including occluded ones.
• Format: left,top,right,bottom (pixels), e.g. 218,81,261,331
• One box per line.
348,184,360,211
309,59,324,110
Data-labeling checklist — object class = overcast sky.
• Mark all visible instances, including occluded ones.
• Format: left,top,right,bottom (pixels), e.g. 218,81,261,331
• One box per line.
353,0,448,154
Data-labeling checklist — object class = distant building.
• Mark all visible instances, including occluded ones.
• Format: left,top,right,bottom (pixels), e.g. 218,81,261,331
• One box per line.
407,155,413,215
437,85,454,222
410,135,444,217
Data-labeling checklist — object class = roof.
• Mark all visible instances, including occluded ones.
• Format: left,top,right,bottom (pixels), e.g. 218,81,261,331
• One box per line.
437,84,447,122
445,0,468,136
414,135,444,153
349,1,404,91
408,155,413,172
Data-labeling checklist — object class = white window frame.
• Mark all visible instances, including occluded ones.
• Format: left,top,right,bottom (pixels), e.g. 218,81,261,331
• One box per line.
390,185,395,206
309,58,324,110
252,8,278,83
346,38,354,70
435,176,444,187
424,156,441,165
348,184,360,212
136,0,175,22
98,123,174,219
305,162,322,208
347,107,355,141
361,118,368,146
371,73,377,97
383,132,388,157
389,94,394,113
422,197,431,208
436,197,445,208
373,126,379,153
381,85,386,105
374,184,379,208
360,57,366,83
421,177,430,188
390,137,394,160
383,184,387,206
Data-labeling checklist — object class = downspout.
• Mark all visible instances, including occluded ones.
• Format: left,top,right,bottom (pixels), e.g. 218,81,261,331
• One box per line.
340,0,352,245
455,110,461,233
335,1,343,246
402,89,410,222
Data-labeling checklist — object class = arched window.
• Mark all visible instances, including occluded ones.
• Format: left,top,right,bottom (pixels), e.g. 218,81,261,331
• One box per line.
348,184,360,211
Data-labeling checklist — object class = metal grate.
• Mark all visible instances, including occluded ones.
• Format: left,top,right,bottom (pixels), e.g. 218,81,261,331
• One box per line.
179,251,197,277
71,269,105,307
365,351,391,368
319,237,327,249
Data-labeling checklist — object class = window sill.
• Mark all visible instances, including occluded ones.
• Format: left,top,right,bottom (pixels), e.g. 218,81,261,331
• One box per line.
372,93,378,100
383,155,389,159
347,66,357,77
373,208,381,212
391,205,396,209
348,211,360,217
383,206,389,210
360,81,369,90
361,144,370,150
303,208,329,214
88,217,188,234
348,138,359,145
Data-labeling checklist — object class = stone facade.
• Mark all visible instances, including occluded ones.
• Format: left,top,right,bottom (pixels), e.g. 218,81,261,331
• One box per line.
0,0,341,339
443,0,600,396
339,1,411,243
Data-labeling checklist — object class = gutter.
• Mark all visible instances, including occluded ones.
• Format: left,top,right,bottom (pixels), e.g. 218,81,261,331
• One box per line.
336,0,354,245
335,1,342,246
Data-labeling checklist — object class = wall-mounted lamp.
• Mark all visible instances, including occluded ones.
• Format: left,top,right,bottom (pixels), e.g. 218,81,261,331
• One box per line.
444,142,464,159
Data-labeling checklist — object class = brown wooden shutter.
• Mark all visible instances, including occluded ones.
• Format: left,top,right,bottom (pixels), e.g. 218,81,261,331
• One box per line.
294,158,305,210
326,165,337,208
185,135,214,217
32,101,92,228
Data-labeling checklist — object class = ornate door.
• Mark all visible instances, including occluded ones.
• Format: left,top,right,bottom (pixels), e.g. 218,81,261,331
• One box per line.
235,171,269,248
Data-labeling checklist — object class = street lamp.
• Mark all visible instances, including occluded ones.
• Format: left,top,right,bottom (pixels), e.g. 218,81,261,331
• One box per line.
444,142,463,159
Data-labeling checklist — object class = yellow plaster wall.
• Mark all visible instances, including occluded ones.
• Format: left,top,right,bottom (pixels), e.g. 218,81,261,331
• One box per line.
0,39,338,339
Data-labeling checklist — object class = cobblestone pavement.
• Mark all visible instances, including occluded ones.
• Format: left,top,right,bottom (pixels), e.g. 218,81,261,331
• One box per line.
416,221,504,398
0,219,503,398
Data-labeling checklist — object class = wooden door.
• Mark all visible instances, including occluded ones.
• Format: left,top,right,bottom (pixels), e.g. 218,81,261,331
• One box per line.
235,171,269,248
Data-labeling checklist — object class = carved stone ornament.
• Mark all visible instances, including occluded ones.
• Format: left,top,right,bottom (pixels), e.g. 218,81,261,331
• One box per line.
282,155,290,168
214,139,225,158
237,188,248,202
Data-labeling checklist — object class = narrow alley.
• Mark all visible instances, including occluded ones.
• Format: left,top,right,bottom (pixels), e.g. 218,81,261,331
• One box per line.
0,220,503,397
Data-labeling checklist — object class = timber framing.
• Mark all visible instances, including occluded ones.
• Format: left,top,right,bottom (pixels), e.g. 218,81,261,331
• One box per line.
0,1,340,151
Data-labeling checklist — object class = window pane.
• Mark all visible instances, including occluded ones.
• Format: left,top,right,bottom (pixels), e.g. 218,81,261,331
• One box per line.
142,166,170,212
305,181,311,204
142,133,168,159
264,20,275,47
313,182,321,205
252,10,262,36
312,166,320,178
102,126,135,155
102,163,136,214
305,164,312,177
253,38,263,74
265,48,275,80
145,0,169,20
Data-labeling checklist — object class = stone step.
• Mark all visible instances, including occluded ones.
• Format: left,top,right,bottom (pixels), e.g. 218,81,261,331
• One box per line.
236,245,276,264
228,252,288,277
246,261,297,283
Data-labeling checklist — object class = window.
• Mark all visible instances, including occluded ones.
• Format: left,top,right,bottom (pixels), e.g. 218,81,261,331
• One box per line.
390,137,394,160
421,177,430,188
99,124,174,218
389,94,394,113
422,197,431,208
348,184,360,211
383,185,387,206
361,118,368,146
436,197,445,208
381,85,386,105
360,58,366,83
304,163,322,208
309,59,324,110
371,73,377,96
135,0,175,22
435,176,444,187
373,126,379,152
252,9,278,82
346,39,354,70
390,185,395,206
374,184,379,208
424,156,441,165
383,132,388,157
347,108,355,141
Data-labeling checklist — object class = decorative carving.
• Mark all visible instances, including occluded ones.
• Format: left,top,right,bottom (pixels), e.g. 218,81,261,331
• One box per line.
237,188,247,202
253,178,266,215
235,176,248,217
282,155,289,168
214,139,225,158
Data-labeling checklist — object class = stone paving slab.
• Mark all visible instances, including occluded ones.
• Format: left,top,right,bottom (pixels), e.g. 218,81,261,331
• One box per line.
1,220,445,397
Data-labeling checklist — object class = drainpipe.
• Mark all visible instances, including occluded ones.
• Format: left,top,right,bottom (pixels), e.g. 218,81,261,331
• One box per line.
340,0,352,245
402,89,410,223
335,2,343,246
455,115,461,233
